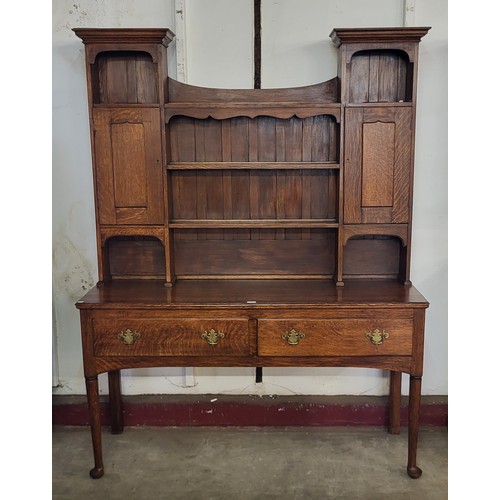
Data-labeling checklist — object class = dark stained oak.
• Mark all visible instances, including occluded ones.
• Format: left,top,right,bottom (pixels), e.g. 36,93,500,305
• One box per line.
93,318,251,357
389,370,402,434
257,318,413,357
343,107,412,225
73,28,175,46
74,27,430,480
408,375,423,478
168,76,339,103
330,27,430,46
107,370,124,434
167,162,339,170
77,279,428,308
93,108,164,225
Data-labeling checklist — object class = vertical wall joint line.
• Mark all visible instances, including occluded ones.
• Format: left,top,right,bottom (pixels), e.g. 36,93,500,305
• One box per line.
254,0,262,383
175,0,195,387
175,0,187,83
254,0,262,89
403,0,416,27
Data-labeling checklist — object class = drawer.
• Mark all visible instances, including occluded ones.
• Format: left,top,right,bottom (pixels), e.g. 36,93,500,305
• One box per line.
92,318,250,357
258,318,413,357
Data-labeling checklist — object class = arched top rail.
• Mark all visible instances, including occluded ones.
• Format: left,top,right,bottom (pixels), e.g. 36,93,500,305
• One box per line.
165,78,341,122
167,77,339,104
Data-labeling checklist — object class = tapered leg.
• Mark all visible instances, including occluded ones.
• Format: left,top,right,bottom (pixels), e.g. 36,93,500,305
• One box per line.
407,375,422,479
108,370,124,434
85,375,104,479
388,371,402,434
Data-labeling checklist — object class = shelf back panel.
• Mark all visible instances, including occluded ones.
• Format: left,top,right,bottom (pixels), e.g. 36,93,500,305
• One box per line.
169,115,339,163
174,230,336,277
342,236,401,279
170,169,338,221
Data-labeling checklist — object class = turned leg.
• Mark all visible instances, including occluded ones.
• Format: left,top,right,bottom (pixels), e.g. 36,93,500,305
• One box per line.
108,370,124,434
388,371,402,434
407,375,422,479
85,375,104,479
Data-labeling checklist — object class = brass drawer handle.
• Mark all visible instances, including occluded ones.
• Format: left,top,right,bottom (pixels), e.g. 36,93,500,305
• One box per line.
202,328,225,345
282,329,305,345
117,329,141,345
366,329,389,346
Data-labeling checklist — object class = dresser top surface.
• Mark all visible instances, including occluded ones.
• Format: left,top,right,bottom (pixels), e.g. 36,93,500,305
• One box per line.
76,279,428,310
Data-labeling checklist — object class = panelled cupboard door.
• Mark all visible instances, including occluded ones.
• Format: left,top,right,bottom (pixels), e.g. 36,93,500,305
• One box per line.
343,107,412,224
93,108,164,225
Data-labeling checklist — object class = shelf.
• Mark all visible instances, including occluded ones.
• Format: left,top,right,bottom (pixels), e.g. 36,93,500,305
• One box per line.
93,103,160,108
167,162,340,171
100,225,165,239
165,102,341,122
77,278,429,307
345,102,412,107
169,219,339,229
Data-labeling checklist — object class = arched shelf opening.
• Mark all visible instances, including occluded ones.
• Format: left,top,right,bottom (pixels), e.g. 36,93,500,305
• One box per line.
343,235,408,282
348,49,413,104
91,51,159,105
103,235,166,280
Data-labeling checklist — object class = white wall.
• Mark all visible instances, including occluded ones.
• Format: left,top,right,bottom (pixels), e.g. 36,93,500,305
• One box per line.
184,0,254,88
261,0,404,88
411,0,448,395
52,0,177,395
52,0,447,397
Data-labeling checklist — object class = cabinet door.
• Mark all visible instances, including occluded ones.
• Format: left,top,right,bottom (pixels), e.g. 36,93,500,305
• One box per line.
343,107,412,224
93,108,163,225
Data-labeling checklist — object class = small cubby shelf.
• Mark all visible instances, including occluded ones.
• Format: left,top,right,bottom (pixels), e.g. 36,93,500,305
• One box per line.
90,50,159,105
105,235,166,280
342,235,407,281
348,49,414,104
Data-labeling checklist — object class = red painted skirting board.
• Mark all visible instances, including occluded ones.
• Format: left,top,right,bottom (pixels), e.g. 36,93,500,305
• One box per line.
52,395,447,427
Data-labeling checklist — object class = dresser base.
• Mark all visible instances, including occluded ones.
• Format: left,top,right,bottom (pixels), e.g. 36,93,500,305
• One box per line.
76,279,428,479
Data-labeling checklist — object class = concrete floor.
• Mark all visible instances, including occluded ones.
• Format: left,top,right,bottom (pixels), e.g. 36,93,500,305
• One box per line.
53,426,447,500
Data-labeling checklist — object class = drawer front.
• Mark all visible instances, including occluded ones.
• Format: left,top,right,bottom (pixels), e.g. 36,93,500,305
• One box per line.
93,319,250,357
258,318,413,357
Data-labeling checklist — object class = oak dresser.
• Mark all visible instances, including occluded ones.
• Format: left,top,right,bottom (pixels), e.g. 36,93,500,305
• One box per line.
74,26,430,479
